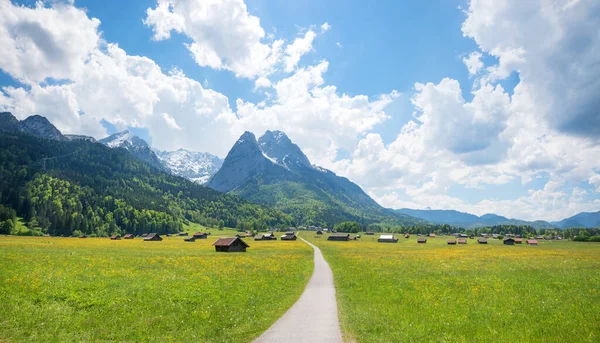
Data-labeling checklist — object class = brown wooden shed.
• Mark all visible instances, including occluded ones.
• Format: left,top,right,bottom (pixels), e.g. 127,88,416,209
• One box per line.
328,233,350,241
447,239,457,245
478,238,488,244
458,238,467,244
515,238,523,244
110,235,121,240
377,235,398,243
193,232,208,239
504,238,515,245
527,239,538,246
184,236,196,242
417,238,427,244
123,234,134,239
213,237,249,252
144,233,162,241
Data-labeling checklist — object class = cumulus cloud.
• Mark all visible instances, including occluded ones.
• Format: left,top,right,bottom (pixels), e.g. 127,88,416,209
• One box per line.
144,0,281,78
462,51,483,76
283,30,316,72
0,0,101,84
462,0,600,138
236,61,399,166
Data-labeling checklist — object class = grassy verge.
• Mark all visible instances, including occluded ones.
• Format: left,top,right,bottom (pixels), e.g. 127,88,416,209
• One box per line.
304,234,600,342
0,235,313,342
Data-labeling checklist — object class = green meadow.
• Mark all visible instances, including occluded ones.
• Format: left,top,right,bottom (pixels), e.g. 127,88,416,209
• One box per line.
0,235,313,342
305,234,600,343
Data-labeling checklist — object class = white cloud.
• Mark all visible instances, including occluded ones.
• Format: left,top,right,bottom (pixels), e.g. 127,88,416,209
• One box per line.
236,61,399,166
462,51,483,76
320,22,330,32
283,30,316,73
0,0,101,84
144,0,282,78
590,175,600,193
462,0,600,138
336,42,342,48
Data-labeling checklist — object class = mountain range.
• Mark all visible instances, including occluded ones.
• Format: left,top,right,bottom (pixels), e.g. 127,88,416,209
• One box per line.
1,112,598,229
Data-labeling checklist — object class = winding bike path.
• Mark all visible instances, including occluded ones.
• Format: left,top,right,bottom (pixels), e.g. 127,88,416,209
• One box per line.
254,238,343,343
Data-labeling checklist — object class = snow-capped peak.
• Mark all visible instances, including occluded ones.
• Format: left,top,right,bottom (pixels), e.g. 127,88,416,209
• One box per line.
155,149,223,184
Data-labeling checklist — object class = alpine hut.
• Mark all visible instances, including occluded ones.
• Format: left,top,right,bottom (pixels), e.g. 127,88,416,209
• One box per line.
458,238,468,244
328,233,350,241
144,233,162,241
212,237,249,252
503,238,515,245
378,234,399,243
193,232,208,239
447,239,457,245
184,236,196,242
281,232,297,240
110,235,121,240
478,238,488,244
417,238,427,244
123,234,134,239
527,239,539,246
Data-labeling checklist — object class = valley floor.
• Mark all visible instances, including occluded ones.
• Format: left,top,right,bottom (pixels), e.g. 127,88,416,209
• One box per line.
0,235,313,342
303,233,600,342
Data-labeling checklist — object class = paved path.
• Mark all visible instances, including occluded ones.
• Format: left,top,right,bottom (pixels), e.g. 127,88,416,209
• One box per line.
254,238,343,343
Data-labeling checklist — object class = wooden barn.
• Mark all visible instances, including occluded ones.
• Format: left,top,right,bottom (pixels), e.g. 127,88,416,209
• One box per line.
515,238,523,244
404,234,410,239
504,238,515,245
123,234,134,239
478,238,488,244
366,231,375,235
417,238,427,244
458,238,467,244
378,235,398,243
110,235,121,240
429,233,436,238
177,232,188,236
254,234,264,241
527,239,539,246
144,233,162,241
328,233,350,241
193,232,208,239
184,236,196,242
316,230,323,235
213,237,249,252
281,232,297,240
447,239,457,245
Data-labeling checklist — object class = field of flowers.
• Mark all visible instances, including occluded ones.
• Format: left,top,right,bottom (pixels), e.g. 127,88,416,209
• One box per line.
305,234,600,342
0,235,313,342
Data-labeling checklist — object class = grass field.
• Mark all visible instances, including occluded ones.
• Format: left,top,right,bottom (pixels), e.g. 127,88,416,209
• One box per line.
304,234,600,343
0,235,313,342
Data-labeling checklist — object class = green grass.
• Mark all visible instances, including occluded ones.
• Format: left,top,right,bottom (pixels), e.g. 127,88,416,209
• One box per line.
303,234,600,342
0,236,313,342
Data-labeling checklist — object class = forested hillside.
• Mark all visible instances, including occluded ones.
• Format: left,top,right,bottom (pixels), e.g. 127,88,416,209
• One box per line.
0,131,292,236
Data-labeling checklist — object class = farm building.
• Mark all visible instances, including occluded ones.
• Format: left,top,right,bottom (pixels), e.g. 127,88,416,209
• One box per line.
254,234,264,241
213,237,249,252
184,236,196,242
458,239,467,244
281,232,297,240
193,232,208,239
404,234,410,239
478,238,488,244
144,233,162,241
536,235,544,240
378,235,398,243
141,233,149,237
447,240,457,245
316,230,323,235
417,238,427,244
429,233,436,238
79,235,87,238
366,231,375,235
515,238,523,244
110,235,121,240
504,238,515,245
123,234,134,239
527,239,539,246
177,232,188,236
328,233,350,241
254,233,276,241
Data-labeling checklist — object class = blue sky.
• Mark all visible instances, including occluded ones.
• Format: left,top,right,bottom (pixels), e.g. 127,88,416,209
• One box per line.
0,0,598,221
